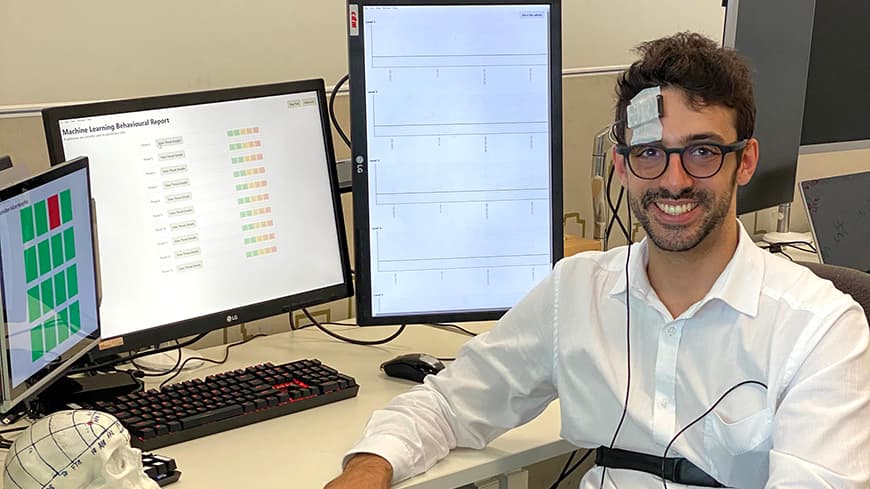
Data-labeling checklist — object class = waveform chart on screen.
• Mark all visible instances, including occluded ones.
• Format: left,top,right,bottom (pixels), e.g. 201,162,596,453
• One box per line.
351,4,561,322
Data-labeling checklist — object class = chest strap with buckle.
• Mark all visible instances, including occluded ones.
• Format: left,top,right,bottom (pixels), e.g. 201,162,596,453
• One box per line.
596,446,724,487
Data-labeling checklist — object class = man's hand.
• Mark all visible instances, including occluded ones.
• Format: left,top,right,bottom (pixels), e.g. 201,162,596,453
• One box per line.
324,453,394,489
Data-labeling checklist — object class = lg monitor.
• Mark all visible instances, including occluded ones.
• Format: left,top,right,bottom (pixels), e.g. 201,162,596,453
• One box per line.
42,80,353,357
0,157,100,413
348,0,563,325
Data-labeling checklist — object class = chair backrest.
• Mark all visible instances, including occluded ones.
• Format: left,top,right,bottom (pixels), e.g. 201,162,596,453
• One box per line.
797,261,870,323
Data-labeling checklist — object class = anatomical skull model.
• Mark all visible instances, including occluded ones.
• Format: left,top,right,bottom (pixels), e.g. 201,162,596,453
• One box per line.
3,410,159,489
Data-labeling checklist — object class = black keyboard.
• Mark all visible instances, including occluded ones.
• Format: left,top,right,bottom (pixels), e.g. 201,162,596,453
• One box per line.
82,359,358,450
142,452,181,486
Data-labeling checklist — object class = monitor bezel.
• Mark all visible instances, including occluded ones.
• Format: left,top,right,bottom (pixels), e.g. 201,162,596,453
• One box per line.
348,0,564,325
0,157,100,412
42,80,354,355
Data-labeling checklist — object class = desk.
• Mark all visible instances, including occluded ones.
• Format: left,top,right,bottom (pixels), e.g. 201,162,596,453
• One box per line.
139,325,571,489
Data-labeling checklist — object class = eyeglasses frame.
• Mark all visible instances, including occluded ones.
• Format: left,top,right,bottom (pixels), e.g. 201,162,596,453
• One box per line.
615,139,749,180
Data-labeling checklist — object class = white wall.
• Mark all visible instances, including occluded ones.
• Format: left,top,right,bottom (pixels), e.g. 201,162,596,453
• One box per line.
0,0,724,107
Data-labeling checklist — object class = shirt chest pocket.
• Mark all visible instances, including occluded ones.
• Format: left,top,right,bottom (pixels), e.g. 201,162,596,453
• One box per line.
704,407,772,456
702,408,772,488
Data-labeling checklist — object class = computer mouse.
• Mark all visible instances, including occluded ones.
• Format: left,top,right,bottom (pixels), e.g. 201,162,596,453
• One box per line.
380,353,446,383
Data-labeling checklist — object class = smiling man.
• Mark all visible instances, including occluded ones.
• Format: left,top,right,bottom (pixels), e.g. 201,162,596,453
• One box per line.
325,33,870,489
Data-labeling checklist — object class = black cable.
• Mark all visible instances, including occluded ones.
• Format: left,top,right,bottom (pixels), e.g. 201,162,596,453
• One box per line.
760,241,817,256
425,322,478,337
780,240,816,251
549,449,594,489
605,164,631,242
158,333,267,390
601,184,634,489
0,426,29,450
129,339,186,376
67,332,209,374
288,313,358,331
660,380,767,489
329,74,351,149
303,308,406,346
549,450,576,489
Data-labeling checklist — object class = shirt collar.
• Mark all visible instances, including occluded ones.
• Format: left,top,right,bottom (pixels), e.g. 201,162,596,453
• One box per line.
703,220,764,317
607,220,764,318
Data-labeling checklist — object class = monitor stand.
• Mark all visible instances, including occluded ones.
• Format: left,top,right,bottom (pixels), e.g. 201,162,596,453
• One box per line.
25,372,141,417
132,347,205,372
762,202,814,246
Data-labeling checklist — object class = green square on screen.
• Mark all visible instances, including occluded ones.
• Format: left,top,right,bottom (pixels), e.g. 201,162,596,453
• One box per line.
38,240,51,276
44,320,57,351
40,279,54,313
20,206,35,242
31,327,44,361
66,264,78,297
34,200,48,236
63,228,76,261
27,286,41,322
24,246,38,282
51,234,64,268
60,189,73,223
54,272,67,305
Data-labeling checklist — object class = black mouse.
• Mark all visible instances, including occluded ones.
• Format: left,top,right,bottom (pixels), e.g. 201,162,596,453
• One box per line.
380,353,446,383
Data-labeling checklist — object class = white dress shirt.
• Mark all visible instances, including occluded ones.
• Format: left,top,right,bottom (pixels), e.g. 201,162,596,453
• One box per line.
347,222,870,488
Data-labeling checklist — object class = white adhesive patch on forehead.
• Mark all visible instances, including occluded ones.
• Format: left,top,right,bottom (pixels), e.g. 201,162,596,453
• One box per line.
627,86,663,145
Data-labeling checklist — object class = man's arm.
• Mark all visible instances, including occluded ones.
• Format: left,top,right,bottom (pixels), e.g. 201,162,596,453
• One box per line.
324,454,392,489
768,306,870,488
330,267,562,486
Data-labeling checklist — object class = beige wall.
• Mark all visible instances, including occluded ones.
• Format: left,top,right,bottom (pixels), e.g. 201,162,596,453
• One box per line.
0,1,724,107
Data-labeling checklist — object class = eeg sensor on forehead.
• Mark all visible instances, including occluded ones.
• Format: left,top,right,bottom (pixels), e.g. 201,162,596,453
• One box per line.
626,86,664,145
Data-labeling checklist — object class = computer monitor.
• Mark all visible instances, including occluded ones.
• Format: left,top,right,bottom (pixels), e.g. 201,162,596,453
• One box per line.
0,157,100,413
42,80,353,356
348,0,563,325
799,170,870,273
723,0,815,215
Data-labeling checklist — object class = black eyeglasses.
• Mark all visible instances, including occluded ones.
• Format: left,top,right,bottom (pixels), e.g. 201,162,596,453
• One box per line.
615,139,748,180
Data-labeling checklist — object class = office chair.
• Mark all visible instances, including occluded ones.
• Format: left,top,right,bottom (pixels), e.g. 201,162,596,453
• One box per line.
797,261,870,323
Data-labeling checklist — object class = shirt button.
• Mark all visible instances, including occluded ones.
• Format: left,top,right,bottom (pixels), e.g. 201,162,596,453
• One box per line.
666,326,677,336
658,398,669,408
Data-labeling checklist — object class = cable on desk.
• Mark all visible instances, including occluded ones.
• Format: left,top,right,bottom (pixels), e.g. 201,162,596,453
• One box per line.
67,332,210,375
0,425,29,450
127,339,187,377
425,323,478,337
287,311,360,331
758,240,817,257
329,74,351,149
302,308,406,346
158,333,268,390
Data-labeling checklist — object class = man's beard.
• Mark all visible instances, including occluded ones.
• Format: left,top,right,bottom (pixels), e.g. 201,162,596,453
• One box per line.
629,177,736,252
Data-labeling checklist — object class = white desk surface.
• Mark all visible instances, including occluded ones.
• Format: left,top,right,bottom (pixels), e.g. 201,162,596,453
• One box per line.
140,324,572,489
